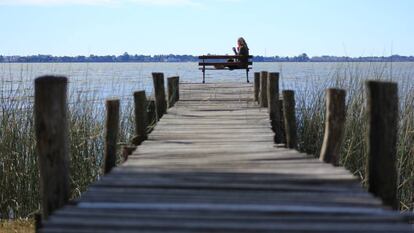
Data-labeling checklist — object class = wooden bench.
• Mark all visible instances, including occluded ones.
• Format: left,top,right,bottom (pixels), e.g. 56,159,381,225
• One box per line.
198,55,253,83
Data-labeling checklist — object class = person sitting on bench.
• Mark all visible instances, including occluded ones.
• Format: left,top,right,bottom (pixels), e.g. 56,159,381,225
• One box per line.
213,37,250,70
228,37,249,70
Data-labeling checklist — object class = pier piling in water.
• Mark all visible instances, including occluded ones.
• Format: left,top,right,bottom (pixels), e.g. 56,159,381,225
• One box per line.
122,145,137,162
278,98,286,144
152,73,167,120
132,91,148,146
282,90,297,149
168,76,179,108
259,71,268,107
254,72,260,102
267,72,283,143
366,81,398,210
103,99,120,174
34,76,70,220
319,88,346,166
146,100,157,132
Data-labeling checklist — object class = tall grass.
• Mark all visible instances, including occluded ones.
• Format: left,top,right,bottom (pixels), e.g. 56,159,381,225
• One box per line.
0,75,138,219
294,62,414,211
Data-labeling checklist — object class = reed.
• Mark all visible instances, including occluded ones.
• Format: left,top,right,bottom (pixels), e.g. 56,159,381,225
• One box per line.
294,62,414,211
0,75,146,219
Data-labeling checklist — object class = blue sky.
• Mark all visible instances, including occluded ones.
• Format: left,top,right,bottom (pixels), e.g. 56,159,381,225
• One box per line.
0,0,413,57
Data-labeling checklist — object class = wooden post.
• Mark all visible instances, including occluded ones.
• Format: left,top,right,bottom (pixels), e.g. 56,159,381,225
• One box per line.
259,71,268,107
167,77,174,108
366,81,398,210
319,88,346,166
152,72,167,119
175,76,180,101
35,213,42,232
147,100,156,126
168,76,179,108
103,99,120,174
34,76,70,219
254,72,260,102
279,98,286,144
267,72,283,143
122,145,137,162
282,90,297,149
132,91,148,146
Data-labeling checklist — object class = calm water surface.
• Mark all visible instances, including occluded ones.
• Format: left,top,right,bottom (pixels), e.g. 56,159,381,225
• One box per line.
1,62,413,105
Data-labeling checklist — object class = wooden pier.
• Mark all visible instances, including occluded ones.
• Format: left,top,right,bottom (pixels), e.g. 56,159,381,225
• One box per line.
38,78,412,232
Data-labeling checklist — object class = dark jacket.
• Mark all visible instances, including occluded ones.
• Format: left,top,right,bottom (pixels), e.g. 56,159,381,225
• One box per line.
237,46,249,65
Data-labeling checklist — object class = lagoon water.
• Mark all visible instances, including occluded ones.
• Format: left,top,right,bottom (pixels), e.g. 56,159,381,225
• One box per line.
1,62,413,105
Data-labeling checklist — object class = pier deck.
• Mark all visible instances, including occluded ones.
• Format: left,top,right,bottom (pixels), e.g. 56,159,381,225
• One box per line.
40,82,413,233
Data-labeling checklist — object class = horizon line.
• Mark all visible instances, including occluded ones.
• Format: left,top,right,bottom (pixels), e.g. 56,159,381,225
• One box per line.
2,53,414,58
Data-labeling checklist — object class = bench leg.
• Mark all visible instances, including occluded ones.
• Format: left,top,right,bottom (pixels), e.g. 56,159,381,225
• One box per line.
246,69,250,83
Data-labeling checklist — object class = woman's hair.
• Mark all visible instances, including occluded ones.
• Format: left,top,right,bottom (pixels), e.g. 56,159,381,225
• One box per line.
238,37,249,50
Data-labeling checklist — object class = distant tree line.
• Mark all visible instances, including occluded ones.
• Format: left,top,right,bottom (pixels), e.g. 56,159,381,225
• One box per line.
1,53,413,63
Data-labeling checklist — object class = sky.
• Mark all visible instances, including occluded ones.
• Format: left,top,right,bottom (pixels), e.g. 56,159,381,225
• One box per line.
0,0,413,57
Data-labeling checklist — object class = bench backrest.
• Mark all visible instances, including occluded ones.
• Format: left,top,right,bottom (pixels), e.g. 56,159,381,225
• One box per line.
199,55,253,60
198,55,253,67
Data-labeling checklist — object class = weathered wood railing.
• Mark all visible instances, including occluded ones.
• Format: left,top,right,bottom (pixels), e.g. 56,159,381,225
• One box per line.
34,73,180,229
253,71,400,210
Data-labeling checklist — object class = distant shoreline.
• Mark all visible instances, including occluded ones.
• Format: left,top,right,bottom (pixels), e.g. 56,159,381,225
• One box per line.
1,53,414,63
2,61,414,64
